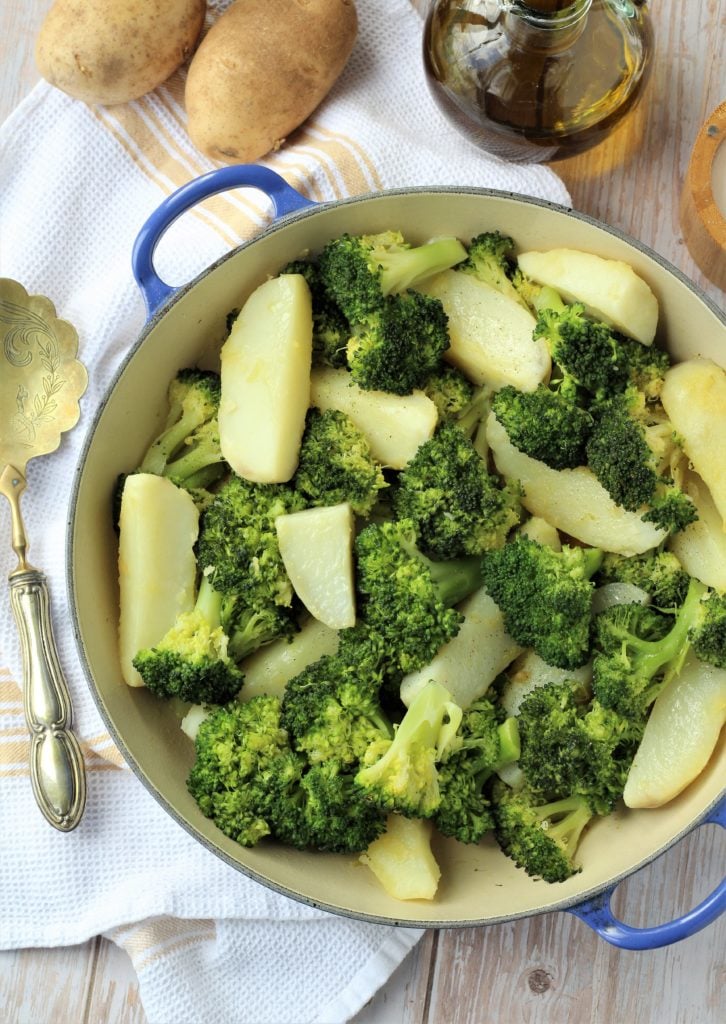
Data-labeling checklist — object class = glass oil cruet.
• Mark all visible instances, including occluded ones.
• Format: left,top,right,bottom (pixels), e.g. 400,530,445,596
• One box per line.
423,0,653,162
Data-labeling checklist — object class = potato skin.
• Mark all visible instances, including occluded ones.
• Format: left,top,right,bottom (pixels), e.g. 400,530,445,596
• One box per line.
35,0,206,105
185,0,358,163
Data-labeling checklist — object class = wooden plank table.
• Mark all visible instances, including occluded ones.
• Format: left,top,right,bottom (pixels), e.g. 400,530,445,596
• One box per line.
1,2,724,1022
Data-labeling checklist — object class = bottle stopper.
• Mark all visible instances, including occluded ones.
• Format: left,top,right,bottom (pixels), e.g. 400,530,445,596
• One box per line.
680,100,726,293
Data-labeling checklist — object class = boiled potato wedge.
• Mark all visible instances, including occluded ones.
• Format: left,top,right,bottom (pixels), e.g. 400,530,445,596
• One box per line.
486,411,667,555
624,654,726,808
500,650,593,718
660,359,726,529
185,0,357,163
118,474,199,688
240,616,339,702
517,247,658,345
219,274,313,483
310,367,438,469
360,815,441,901
36,0,205,105
668,471,726,591
275,503,356,629
400,587,522,709
418,269,549,391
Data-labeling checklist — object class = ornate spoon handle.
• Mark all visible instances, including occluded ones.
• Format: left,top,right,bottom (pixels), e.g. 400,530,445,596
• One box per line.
9,568,87,831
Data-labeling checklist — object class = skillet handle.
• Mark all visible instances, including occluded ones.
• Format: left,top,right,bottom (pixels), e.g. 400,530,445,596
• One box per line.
131,165,316,317
566,798,726,949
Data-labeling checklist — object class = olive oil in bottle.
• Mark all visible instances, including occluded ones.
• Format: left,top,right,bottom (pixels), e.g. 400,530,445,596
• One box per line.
423,0,653,163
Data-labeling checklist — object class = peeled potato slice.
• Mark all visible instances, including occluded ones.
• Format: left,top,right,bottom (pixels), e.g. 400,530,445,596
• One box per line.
118,474,199,688
661,359,726,529
310,366,437,469
400,587,522,709
360,815,441,901
668,471,726,591
219,273,313,483
276,503,356,629
624,654,726,808
486,411,666,555
240,616,339,701
517,247,658,345
418,269,549,391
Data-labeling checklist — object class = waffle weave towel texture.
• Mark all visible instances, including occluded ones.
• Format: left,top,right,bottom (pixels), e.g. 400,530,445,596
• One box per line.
0,1,569,1021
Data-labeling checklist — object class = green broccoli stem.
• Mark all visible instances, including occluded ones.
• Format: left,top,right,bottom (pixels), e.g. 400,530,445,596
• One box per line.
164,441,225,487
378,237,467,295
496,718,521,767
139,409,205,475
632,577,706,683
398,535,484,607
582,547,605,580
532,285,566,315
195,574,224,626
534,795,592,856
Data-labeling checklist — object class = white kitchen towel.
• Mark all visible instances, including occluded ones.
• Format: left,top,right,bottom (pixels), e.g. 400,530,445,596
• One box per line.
0,1,570,1022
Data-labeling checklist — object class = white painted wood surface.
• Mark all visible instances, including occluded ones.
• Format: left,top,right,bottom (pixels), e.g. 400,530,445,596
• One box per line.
1,2,724,1022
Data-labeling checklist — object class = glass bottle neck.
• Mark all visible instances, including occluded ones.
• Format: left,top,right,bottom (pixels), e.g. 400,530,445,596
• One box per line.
505,0,593,50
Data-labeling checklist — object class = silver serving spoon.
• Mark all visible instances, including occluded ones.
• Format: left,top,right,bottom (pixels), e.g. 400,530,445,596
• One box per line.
0,278,87,831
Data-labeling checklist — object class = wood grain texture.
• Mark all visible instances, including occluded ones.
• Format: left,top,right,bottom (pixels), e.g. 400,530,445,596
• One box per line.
1,1,724,1023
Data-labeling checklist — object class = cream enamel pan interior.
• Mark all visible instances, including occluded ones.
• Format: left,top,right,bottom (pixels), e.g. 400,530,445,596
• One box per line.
68,187,726,928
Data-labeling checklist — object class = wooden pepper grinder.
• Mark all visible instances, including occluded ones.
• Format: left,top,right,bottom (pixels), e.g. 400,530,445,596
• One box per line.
680,101,726,293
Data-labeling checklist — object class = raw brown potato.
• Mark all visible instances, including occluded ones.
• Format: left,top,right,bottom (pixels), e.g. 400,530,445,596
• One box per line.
486,411,667,555
219,274,313,483
517,247,659,345
660,359,726,529
185,0,358,163
118,474,199,688
35,0,206,105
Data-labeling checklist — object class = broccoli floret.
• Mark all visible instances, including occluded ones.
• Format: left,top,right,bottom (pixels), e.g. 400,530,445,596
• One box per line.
281,653,392,768
434,700,520,844
535,305,670,400
293,408,387,517
355,680,463,818
188,696,305,847
133,574,243,705
279,259,349,368
491,780,594,883
188,696,385,853
517,682,643,816
319,230,467,324
354,518,484,675
299,760,387,853
458,231,530,309
586,387,696,532
346,290,450,394
197,475,307,655
597,550,690,609
491,380,593,470
481,536,603,669
592,577,707,719
689,589,726,669
139,369,223,480
392,422,521,558
422,365,476,420
219,593,301,663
